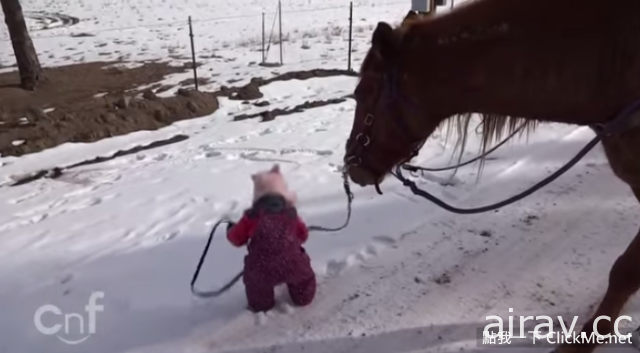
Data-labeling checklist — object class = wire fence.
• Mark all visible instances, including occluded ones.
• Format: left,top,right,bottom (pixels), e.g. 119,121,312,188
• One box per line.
0,0,454,83
0,0,408,40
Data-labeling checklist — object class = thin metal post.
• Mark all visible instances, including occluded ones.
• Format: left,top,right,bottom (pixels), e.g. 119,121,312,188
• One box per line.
262,12,265,63
347,2,353,71
188,16,198,91
278,0,283,65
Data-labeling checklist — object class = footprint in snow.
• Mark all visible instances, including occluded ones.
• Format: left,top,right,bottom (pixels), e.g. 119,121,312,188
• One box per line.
8,189,43,205
190,196,210,204
14,197,65,217
372,235,396,246
153,152,170,161
259,127,275,135
325,253,362,277
67,197,102,211
223,135,249,144
194,151,222,160
225,154,241,161
158,230,180,242
29,213,48,224
60,273,74,285
325,259,348,277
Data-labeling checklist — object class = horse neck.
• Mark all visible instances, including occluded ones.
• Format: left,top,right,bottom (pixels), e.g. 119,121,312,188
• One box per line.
401,0,640,126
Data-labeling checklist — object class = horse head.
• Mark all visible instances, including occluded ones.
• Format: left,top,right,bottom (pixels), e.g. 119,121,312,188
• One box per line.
343,21,444,192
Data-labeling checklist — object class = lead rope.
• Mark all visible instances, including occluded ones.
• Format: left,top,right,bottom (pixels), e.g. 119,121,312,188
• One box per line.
401,122,527,174
190,170,354,298
307,170,354,232
392,134,602,214
392,95,640,214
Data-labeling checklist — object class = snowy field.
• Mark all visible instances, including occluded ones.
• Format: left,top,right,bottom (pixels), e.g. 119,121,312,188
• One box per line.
1,0,640,353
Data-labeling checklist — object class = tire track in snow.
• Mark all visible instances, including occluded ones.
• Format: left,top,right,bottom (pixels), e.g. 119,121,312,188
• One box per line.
24,11,80,32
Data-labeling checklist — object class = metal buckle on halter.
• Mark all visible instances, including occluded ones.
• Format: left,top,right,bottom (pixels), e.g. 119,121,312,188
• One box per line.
355,133,370,146
344,113,375,166
364,113,374,126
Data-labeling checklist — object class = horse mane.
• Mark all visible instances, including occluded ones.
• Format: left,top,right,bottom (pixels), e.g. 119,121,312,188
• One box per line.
440,113,538,178
420,0,539,176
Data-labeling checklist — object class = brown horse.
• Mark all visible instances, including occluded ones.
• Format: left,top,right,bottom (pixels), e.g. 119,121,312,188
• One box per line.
343,0,640,352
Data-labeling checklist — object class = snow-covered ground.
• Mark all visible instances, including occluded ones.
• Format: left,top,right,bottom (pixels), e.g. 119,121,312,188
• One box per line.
2,0,640,353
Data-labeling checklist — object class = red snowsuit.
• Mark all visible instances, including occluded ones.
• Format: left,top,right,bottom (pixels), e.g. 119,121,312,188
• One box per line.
227,193,316,312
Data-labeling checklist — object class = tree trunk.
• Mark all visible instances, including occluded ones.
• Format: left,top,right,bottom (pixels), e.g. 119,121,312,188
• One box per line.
1,0,41,91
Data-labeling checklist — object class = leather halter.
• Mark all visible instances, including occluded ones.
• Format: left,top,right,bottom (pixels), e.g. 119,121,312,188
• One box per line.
344,70,426,194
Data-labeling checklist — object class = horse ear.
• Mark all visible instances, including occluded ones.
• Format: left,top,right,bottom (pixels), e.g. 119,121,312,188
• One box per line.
403,10,418,23
372,22,397,63
270,164,280,173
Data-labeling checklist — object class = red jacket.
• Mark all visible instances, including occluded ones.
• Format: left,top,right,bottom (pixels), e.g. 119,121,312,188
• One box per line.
227,195,309,247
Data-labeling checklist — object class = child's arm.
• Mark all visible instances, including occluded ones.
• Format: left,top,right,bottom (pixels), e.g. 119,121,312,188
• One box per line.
295,216,309,243
227,214,255,247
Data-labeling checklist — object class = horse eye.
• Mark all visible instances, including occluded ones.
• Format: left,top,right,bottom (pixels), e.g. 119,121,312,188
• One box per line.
354,86,364,100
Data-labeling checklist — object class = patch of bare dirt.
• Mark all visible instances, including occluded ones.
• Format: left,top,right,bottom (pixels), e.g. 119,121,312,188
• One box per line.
0,65,356,158
234,98,348,122
217,68,357,101
0,61,218,157
179,77,212,87
223,68,357,121
266,68,358,82
0,61,185,115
